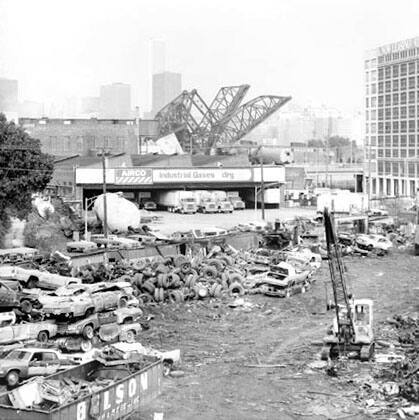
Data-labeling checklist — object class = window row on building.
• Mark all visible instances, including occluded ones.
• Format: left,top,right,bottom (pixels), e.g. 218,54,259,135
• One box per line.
43,135,129,154
376,160,418,177
366,105,419,121
366,76,419,94
366,120,419,133
366,91,419,108
367,134,419,147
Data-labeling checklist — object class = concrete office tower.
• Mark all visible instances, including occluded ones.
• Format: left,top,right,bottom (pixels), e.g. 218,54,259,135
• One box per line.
152,71,182,116
0,78,18,112
99,83,131,119
365,37,419,198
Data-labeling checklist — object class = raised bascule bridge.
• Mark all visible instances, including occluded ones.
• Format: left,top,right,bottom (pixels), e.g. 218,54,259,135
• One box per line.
154,84,291,153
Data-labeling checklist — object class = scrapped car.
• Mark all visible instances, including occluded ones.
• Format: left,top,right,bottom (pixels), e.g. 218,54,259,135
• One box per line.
39,283,131,318
0,347,76,386
254,261,311,298
367,234,393,252
0,265,81,290
0,319,57,345
237,221,269,232
368,208,389,217
58,307,143,340
0,281,42,313
66,240,98,253
98,322,142,344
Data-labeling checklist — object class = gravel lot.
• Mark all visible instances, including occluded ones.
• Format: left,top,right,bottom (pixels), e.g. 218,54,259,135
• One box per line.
150,207,317,233
138,249,418,419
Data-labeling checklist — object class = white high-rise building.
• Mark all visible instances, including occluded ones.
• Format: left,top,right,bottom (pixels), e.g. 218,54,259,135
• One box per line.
365,36,419,198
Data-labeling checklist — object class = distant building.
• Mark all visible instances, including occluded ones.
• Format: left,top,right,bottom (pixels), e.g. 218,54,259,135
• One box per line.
365,36,419,197
19,118,140,156
0,78,18,113
99,83,131,119
152,71,181,115
246,106,362,146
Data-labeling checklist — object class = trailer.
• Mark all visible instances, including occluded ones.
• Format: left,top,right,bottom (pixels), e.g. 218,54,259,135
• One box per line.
0,358,162,420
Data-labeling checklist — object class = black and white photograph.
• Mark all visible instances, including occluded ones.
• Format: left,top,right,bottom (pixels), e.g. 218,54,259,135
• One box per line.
0,0,418,418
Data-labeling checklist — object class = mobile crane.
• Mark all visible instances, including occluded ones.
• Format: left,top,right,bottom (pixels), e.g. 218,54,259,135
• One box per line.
320,208,375,361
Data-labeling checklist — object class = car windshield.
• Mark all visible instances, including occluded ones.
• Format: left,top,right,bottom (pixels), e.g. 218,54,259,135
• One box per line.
5,350,30,360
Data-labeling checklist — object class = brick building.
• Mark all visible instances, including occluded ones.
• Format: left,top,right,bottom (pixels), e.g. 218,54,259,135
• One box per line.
19,118,141,157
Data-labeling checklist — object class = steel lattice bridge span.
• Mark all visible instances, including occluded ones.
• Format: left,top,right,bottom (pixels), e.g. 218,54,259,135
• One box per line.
155,84,291,153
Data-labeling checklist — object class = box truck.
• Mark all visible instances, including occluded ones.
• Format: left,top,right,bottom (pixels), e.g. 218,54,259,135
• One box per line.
156,190,197,214
211,191,233,213
227,191,245,210
192,190,218,213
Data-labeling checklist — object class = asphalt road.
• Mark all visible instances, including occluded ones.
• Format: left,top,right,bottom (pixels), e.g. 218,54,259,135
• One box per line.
149,207,317,234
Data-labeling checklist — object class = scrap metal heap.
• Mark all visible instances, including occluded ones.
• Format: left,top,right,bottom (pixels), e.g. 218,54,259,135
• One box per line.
155,84,291,153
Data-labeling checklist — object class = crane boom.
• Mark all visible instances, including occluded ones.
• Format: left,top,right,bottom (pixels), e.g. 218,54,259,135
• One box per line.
323,208,354,340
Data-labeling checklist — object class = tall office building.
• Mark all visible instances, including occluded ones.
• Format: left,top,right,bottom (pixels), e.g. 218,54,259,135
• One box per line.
0,78,18,112
365,37,419,197
99,83,131,119
152,71,181,115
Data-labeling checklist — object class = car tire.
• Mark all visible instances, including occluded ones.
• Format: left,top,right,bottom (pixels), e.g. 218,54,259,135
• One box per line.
124,330,136,343
118,297,128,308
20,299,33,314
82,324,95,340
6,370,20,387
37,330,49,343
80,339,93,353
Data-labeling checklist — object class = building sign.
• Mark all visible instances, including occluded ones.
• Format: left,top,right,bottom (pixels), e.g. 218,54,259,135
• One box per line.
115,168,153,185
153,168,253,183
378,37,419,55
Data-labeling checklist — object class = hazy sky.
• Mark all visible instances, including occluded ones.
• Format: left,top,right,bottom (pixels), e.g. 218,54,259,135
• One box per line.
1,0,419,113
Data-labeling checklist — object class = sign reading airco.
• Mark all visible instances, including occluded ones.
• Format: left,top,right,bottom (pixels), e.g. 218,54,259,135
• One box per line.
114,168,153,185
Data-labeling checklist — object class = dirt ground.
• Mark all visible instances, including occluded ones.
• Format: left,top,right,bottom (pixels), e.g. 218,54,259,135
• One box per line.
138,249,418,420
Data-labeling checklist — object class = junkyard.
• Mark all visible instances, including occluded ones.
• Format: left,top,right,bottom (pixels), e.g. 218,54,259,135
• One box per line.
0,195,417,419
2,2,419,418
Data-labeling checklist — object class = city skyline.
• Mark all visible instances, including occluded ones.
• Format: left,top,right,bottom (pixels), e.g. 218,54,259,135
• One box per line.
2,0,419,115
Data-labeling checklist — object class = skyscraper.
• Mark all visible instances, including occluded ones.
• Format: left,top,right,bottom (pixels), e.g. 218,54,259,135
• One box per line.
365,37,419,198
0,78,18,112
99,83,131,119
152,71,182,115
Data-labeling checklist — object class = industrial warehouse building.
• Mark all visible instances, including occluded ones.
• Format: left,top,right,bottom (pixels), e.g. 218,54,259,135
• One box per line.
365,37,419,198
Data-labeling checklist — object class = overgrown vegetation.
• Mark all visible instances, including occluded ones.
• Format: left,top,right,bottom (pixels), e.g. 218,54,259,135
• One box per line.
0,113,54,247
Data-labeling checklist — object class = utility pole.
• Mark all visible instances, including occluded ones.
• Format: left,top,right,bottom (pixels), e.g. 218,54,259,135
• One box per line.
96,147,112,241
260,159,265,220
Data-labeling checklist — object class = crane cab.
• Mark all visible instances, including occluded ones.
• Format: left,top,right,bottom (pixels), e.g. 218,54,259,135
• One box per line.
353,299,374,345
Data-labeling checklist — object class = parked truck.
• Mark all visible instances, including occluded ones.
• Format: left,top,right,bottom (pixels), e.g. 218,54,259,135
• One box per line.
156,190,197,214
138,192,157,211
192,190,218,213
211,190,233,213
227,191,245,210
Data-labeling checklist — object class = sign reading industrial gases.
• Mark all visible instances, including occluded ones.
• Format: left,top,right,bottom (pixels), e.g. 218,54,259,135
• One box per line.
115,168,153,185
153,168,253,183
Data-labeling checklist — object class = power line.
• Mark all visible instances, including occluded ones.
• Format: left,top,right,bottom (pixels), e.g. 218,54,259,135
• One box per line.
0,166,58,173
